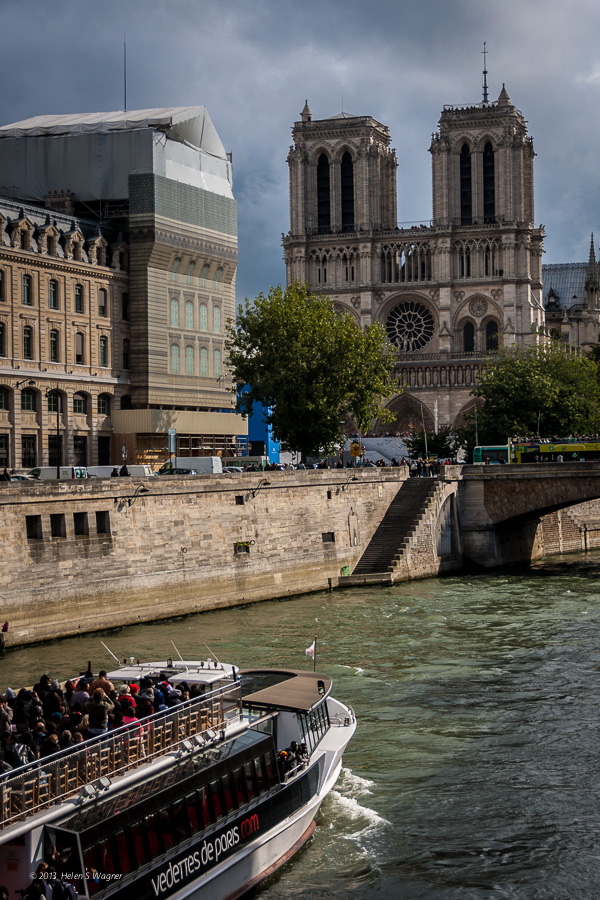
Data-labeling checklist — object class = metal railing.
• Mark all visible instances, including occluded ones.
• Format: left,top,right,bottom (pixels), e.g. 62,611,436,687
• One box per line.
0,682,242,831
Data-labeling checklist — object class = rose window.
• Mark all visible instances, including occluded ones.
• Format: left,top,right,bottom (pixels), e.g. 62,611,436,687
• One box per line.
386,301,434,351
469,297,488,318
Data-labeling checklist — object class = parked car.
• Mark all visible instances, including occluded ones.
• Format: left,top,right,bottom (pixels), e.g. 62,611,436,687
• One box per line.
10,474,35,482
223,466,244,473
158,467,199,475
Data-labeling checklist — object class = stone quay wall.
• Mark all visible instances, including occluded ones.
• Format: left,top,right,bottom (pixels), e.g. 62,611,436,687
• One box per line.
0,470,407,647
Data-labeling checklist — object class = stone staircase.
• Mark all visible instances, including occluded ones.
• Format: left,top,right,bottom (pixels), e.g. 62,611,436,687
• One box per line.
341,478,441,584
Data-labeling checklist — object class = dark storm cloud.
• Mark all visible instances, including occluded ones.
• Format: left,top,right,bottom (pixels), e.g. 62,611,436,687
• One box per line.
3,0,600,302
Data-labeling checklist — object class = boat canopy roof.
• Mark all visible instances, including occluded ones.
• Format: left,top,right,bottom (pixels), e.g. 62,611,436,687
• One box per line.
107,659,236,687
240,669,332,712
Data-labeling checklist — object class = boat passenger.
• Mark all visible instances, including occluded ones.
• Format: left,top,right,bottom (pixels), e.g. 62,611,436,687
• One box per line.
0,695,13,735
88,670,114,694
33,673,52,699
118,683,137,708
39,733,60,758
277,750,288,780
298,742,309,765
3,732,36,768
70,680,90,709
85,688,114,737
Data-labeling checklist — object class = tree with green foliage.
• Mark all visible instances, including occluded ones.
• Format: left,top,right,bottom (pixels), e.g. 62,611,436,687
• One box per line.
225,283,398,459
405,426,456,459
473,344,600,442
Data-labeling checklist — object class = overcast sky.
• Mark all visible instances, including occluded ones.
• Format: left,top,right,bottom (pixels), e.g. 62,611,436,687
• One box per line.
3,0,600,304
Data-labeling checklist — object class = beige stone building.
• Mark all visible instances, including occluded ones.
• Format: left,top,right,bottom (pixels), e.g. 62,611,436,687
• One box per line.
283,85,546,431
0,107,246,469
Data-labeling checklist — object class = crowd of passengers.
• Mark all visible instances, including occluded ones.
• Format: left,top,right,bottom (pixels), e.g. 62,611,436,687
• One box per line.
0,670,200,773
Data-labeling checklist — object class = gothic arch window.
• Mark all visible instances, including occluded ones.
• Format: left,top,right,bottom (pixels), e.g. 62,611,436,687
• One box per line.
459,244,471,279
463,321,475,353
483,142,495,223
213,305,221,333
185,345,194,375
486,320,499,351
200,264,209,286
49,280,59,310
386,301,435,352
50,329,59,363
460,144,472,225
171,258,181,281
186,261,196,284
170,343,180,374
200,347,208,376
215,267,223,290
214,349,222,378
317,153,331,234
341,151,354,232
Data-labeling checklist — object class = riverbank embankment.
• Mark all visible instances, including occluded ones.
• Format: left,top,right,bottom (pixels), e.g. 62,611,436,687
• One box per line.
2,468,600,648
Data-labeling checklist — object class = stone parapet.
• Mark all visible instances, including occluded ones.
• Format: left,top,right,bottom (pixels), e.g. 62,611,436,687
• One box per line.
0,470,405,647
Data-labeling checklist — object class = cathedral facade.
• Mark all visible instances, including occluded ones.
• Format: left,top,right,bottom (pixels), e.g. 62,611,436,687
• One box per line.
283,85,546,432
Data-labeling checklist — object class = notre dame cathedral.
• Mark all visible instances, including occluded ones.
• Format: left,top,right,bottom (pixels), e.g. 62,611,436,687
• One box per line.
283,81,594,433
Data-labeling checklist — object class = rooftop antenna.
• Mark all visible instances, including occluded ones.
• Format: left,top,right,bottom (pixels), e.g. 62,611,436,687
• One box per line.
204,641,223,668
123,31,127,112
101,640,120,664
482,41,489,104
171,640,184,662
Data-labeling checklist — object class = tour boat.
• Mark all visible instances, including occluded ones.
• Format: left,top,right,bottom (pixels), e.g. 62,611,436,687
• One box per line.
0,658,356,899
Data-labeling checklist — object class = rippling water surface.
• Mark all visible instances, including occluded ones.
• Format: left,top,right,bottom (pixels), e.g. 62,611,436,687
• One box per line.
3,552,600,899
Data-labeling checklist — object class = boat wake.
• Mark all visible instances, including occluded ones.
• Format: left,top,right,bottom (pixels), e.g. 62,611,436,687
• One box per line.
327,768,391,840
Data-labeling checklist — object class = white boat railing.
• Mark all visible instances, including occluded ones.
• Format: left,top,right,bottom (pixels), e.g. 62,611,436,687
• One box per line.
0,682,242,831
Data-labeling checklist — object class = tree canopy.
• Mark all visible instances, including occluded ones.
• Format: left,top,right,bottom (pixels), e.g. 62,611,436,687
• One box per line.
473,343,600,442
225,283,398,459
405,426,456,460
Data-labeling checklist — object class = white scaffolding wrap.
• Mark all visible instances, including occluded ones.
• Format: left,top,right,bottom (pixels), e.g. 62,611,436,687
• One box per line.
0,106,233,201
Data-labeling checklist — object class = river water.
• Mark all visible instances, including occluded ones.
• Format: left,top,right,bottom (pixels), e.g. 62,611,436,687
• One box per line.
2,552,600,899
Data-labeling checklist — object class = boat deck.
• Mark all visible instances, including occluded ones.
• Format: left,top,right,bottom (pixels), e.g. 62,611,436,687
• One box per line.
0,681,242,832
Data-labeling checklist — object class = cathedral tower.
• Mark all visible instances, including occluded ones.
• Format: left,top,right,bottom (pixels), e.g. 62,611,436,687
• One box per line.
283,84,545,432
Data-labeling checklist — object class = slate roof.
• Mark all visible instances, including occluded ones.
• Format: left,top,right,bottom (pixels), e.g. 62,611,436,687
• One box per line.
542,262,588,309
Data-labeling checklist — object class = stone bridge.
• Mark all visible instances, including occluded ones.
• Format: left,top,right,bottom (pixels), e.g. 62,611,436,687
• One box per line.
451,463,600,567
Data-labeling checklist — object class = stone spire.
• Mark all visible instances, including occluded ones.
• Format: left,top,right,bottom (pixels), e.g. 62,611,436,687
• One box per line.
498,83,510,106
585,232,599,307
301,101,312,124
